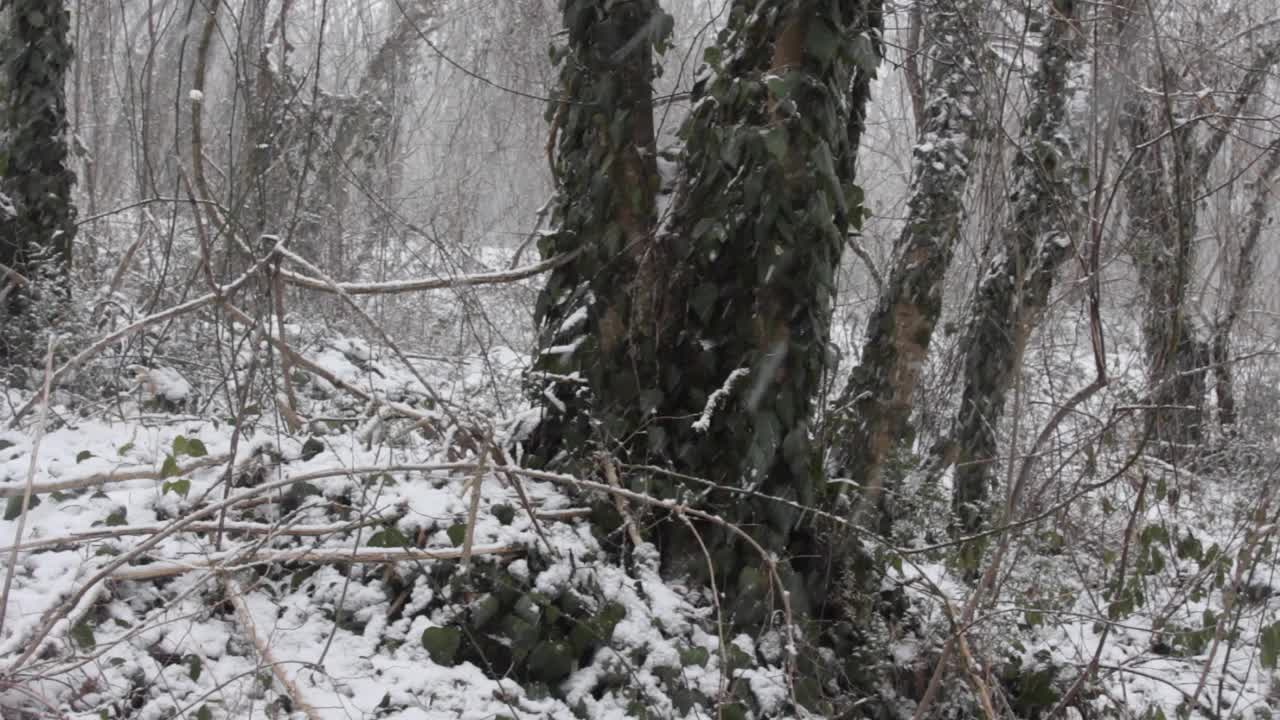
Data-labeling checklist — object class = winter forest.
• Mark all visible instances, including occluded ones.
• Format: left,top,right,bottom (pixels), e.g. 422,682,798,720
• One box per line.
2,0,1280,717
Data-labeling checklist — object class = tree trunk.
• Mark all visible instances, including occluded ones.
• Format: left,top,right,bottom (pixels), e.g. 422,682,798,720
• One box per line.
1211,138,1280,433
1123,33,1280,462
827,0,985,528
945,0,1085,536
1,0,78,362
526,0,882,620
1123,95,1210,463
522,0,667,464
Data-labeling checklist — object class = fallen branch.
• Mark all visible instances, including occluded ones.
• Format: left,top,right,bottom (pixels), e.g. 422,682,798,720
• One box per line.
224,576,324,720
114,544,520,581
0,515,399,555
0,454,231,498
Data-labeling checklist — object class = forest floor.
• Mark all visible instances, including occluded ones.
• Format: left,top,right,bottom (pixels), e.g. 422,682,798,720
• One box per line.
0,322,1277,720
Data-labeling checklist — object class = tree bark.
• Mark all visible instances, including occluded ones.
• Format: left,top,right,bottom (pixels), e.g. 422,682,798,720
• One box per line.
827,0,984,528
944,0,1085,535
1124,32,1280,462
1,0,78,362
523,0,667,463
1211,138,1280,433
526,0,882,620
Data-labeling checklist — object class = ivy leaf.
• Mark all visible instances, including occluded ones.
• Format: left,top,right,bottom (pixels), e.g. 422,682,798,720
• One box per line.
117,442,135,457
196,706,212,720
447,524,468,547
300,436,325,462
186,654,203,682
762,127,789,162
421,626,462,666
805,17,839,64
172,436,189,457
162,479,191,498
185,439,208,458
75,450,94,463
4,494,40,521
851,34,879,76
70,619,96,650
105,508,127,527
367,527,409,548
1261,621,1280,669
160,455,181,478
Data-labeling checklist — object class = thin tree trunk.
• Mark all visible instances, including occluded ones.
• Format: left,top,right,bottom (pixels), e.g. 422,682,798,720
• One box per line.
828,0,985,528
1211,138,1280,433
944,0,1085,536
1124,32,1280,462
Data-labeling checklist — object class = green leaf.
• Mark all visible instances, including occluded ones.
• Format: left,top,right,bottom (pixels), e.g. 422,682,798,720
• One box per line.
805,18,839,64
185,439,208,458
105,508,127,527
680,646,709,667
196,705,212,720
187,654,203,682
160,455,181,478
172,436,189,457
76,450,94,463
70,619,96,650
300,436,325,462
117,442,135,457
765,72,798,101
367,527,409,548
4,494,40,521
1261,620,1280,669
447,523,468,547
763,127,788,162
491,504,516,526
421,626,462,666
851,33,879,76
162,478,191,498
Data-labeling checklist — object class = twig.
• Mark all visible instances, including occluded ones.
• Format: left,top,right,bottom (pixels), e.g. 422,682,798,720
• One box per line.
223,576,323,720
601,455,643,547
0,341,54,637
5,245,286,428
460,448,488,570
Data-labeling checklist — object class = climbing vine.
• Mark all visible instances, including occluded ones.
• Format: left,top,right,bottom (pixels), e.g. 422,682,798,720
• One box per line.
0,0,77,358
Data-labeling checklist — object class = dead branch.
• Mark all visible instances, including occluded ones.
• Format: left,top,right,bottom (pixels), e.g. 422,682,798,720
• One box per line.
114,544,520,581
276,249,578,295
224,576,323,720
0,454,231,498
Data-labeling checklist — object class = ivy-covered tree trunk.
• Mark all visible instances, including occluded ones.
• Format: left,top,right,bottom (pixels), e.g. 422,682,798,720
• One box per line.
651,0,878,616
526,0,881,621
523,0,669,464
0,0,78,361
827,0,983,527
945,0,1085,535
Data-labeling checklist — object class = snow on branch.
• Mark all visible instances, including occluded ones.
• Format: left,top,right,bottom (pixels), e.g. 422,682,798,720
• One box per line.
280,249,579,295
692,368,750,432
